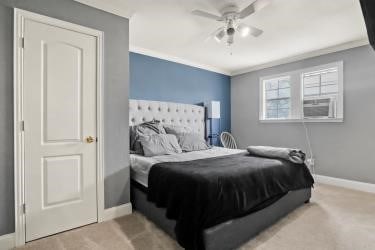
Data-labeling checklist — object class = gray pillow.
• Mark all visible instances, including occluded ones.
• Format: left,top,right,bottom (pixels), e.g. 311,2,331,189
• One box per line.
163,124,192,135
130,120,166,154
175,133,211,152
139,134,182,157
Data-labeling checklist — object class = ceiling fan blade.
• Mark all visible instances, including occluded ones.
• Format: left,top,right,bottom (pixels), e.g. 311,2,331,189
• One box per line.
192,10,224,21
248,25,263,37
239,0,272,19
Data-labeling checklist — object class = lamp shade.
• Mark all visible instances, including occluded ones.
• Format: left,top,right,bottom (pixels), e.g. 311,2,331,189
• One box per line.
207,101,220,119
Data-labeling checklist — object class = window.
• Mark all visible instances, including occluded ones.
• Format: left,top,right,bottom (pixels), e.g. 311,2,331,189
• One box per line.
263,76,291,119
303,68,339,97
259,62,343,122
302,67,339,119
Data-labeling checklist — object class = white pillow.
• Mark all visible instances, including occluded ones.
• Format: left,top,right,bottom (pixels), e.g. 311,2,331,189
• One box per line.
175,133,210,152
139,134,182,157
163,124,192,135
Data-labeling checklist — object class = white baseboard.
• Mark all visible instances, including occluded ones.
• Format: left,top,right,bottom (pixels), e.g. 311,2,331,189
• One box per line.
4,204,132,249
315,175,375,193
101,202,132,221
0,233,15,250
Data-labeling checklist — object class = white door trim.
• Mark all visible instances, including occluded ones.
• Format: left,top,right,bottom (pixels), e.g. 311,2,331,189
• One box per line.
13,9,105,247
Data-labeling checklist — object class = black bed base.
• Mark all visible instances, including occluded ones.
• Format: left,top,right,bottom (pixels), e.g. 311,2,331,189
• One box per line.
131,185,311,250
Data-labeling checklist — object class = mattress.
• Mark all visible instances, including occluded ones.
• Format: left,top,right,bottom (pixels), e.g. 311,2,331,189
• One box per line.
130,146,245,187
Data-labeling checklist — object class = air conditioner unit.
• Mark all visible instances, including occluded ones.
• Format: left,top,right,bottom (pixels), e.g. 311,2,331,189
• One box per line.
303,97,336,119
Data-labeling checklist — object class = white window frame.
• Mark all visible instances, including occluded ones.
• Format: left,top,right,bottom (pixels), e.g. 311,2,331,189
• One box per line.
260,75,292,120
259,61,344,123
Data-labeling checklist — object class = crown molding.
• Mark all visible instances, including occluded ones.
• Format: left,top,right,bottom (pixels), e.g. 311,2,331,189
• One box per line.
129,45,231,76
232,38,369,76
131,39,368,77
73,0,131,19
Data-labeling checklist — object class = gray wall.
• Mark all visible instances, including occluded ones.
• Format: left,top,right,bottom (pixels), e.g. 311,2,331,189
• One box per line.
232,45,375,184
0,0,130,236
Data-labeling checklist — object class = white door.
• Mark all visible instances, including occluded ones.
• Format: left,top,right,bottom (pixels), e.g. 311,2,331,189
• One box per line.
23,18,98,241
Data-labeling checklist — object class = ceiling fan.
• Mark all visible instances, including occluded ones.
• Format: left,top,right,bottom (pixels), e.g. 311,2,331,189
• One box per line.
192,0,271,46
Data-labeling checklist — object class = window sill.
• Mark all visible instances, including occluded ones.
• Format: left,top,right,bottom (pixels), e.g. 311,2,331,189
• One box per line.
259,118,343,123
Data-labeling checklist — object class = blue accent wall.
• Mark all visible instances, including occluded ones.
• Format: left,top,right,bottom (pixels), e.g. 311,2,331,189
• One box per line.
130,52,231,144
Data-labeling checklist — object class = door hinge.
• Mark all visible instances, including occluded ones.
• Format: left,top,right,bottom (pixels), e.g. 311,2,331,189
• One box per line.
22,203,26,214
20,37,25,49
20,120,25,132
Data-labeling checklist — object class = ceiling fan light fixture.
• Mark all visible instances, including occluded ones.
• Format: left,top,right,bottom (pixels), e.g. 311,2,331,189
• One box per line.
238,24,250,37
214,29,226,42
227,35,234,45
192,0,270,46
227,27,236,36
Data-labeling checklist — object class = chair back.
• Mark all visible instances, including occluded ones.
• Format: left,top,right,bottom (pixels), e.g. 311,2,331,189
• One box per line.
220,132,238,149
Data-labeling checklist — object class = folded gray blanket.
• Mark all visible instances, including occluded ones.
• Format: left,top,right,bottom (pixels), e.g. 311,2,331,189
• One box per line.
247,146,306,164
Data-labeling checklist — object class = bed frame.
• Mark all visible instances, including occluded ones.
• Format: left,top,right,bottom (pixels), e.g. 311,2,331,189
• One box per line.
129,99,311,250
132,184,310,250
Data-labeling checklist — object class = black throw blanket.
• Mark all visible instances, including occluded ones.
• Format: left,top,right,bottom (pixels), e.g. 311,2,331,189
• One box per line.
147,153,314,250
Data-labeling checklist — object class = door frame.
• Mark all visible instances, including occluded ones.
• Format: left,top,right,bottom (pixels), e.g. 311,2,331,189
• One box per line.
14,9,105,246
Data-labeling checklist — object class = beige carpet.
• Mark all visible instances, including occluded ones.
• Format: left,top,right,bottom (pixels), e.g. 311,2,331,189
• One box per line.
17,184,375,250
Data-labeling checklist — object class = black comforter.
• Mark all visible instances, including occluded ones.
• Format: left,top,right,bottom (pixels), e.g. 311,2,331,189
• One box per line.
147,153,314,250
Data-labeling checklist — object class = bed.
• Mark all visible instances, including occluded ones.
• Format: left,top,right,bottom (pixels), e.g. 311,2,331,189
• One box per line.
129,99,313,250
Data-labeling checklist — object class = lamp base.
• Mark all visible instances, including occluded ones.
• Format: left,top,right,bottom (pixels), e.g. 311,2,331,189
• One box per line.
208,134,220,146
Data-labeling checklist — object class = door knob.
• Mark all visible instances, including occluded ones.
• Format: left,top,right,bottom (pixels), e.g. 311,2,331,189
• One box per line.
85,136,96,143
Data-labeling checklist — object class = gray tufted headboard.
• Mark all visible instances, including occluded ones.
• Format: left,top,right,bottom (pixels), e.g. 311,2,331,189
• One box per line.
129,99,205,138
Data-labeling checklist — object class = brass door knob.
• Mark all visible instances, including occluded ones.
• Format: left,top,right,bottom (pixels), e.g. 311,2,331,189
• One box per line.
86,136,96,143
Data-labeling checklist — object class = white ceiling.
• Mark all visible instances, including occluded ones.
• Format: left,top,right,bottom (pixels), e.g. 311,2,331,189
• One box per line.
76,0,368,75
